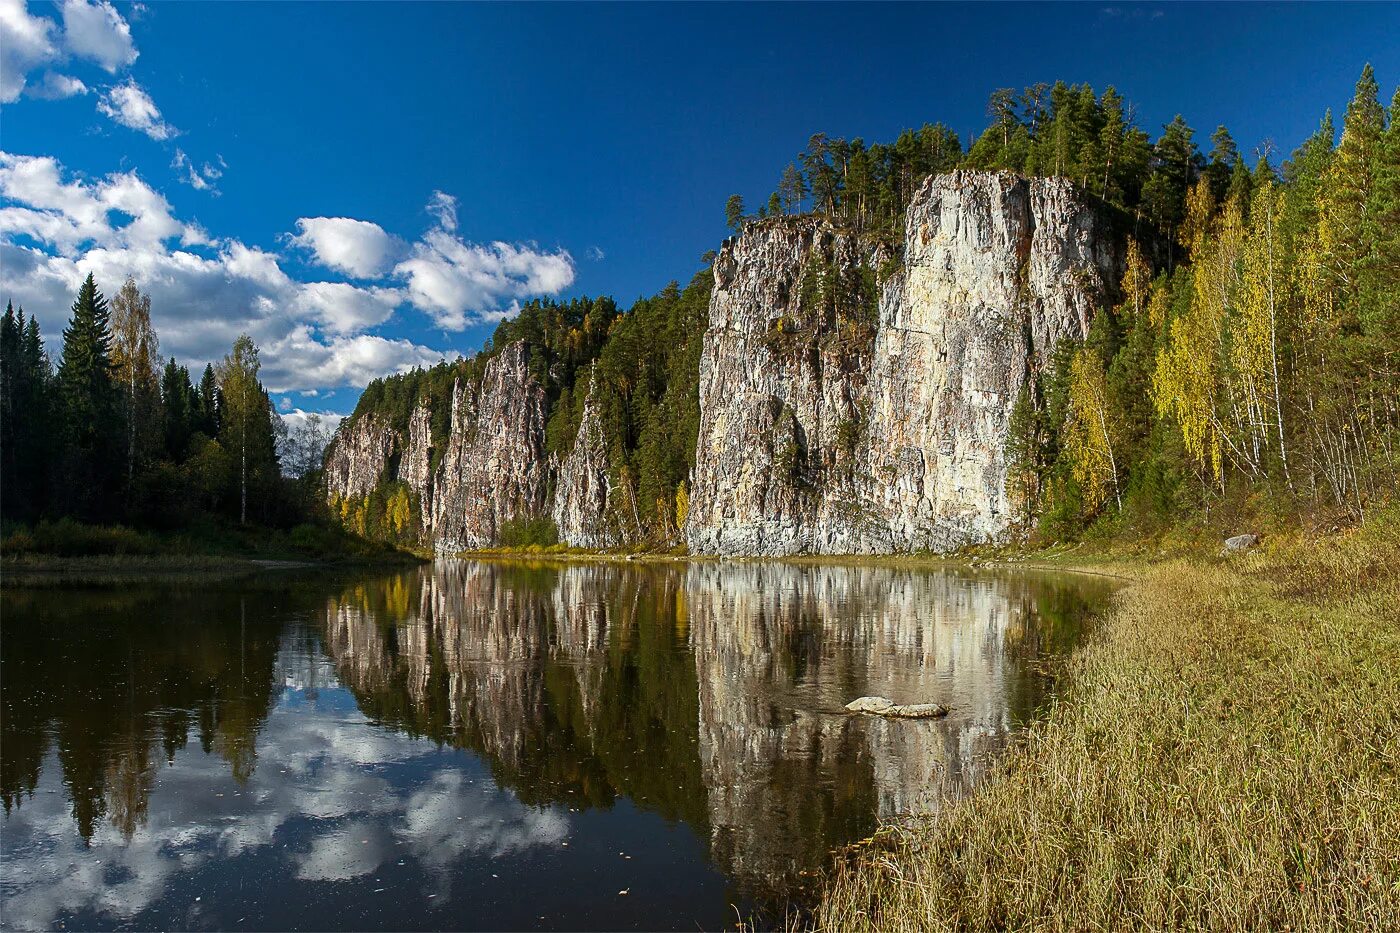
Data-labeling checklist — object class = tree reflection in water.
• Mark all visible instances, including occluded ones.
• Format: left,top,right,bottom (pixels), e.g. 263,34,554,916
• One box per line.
0,562,1109,929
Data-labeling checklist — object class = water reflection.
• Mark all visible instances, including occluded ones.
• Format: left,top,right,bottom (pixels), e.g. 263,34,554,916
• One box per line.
1,562,1108,930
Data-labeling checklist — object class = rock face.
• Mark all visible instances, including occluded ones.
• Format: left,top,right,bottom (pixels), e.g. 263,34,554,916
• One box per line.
687,171,1117,555
551,373,618,549
429,341,551,552
324,414,396,502
327,170,1116,554
325,340,555,553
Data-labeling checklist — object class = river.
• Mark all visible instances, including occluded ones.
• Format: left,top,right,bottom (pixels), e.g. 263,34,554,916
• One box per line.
0,560,1110,930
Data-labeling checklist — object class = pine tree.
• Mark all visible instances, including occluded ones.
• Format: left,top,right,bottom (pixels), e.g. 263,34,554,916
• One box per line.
197,363,221,437
57,273,121,518
779,162,806,214
724,194,746,233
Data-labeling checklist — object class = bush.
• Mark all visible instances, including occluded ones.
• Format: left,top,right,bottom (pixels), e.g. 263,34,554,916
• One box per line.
1,519,162,557
497,516,559,548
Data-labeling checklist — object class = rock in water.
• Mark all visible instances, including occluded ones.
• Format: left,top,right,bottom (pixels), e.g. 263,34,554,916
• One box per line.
844,696,948,718
1223,533,1261,554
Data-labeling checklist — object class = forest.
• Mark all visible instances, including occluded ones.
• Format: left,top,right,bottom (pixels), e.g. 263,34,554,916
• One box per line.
3,67,1395,554
0,274,343,556
348,67,1397,549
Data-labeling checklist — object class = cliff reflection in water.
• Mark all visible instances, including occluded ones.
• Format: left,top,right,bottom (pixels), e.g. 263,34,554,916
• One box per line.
321,560,1104,896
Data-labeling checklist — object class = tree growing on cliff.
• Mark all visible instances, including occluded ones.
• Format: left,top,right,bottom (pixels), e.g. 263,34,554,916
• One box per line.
725,194,746,232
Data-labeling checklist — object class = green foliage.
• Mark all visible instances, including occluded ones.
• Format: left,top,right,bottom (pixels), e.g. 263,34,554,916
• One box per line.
497,516,560,548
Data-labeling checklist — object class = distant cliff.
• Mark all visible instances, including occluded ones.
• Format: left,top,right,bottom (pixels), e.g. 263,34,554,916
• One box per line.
325,170,1118,554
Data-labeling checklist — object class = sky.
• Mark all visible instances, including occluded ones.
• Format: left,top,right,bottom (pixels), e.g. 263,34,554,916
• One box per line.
3,1,1397,423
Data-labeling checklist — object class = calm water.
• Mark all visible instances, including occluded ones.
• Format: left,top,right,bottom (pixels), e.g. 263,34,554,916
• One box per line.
1,560,1110,931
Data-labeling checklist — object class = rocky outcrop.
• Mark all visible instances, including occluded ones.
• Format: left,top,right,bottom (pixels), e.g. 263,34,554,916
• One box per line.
687,171,1117,555
551,372,618,549
428,341,550,552
329,170,1117,555
323,414,396,503
324,340,557,552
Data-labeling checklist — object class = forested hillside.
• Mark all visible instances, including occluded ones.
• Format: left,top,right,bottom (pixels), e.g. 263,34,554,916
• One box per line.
333,66,1396,551
5,68,1394,555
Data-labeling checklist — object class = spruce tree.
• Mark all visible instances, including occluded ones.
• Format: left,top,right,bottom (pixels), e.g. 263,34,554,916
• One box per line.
56,273,120,519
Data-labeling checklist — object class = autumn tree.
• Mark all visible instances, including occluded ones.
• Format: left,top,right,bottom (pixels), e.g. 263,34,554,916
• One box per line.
1065,348,1125,511
110,276,163,485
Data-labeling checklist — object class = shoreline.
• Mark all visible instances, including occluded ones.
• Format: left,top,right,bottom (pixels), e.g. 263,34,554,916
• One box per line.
810,512,1400,931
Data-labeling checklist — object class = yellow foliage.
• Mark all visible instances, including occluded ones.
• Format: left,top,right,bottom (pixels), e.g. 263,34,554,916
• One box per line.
1065,348,1124,510
674,482,690,529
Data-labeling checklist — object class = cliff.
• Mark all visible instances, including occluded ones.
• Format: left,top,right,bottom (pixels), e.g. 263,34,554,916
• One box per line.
326,170,1116,554
686,171,1117,554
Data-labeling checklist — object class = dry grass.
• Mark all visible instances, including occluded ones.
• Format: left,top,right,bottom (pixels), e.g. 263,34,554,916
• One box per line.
814,513,1400,931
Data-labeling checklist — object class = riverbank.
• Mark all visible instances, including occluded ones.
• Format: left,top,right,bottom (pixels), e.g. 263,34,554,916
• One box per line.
812,511,1400,931
1,518,425,585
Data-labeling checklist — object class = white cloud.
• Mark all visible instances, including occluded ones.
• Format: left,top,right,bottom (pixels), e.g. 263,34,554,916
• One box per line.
26,70,88,99
280,407,343,435
395,227,575,331
97,79,177,140
586,245,605,261
425,190,457,232
0,151,450,393
0,153,201,254
0,0,58,102
295,281,402,335
290,216,401,278
171,149,222,193
61,0,136,72
259,329,444,392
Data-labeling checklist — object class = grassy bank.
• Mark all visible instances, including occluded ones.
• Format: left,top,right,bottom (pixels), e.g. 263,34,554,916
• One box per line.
814,512,1400,931
1,517,424,583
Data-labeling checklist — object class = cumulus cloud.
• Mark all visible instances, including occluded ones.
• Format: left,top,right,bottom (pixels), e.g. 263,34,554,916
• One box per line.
0,152,199,254
97,79,176,139
394,196,575,330
0,151,449,393
280,407,343,435
294,281,403,335
25,70,87,99
1,0,139,102
290,216,401,278
0,0,58,102
289,193,576,331
61,0,137,72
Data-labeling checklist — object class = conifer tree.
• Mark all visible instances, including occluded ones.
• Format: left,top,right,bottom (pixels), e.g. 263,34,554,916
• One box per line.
57,273,120,518
724,194,746,232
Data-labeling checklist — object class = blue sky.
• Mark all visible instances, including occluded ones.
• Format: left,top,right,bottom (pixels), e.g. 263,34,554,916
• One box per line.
3,1,1397,420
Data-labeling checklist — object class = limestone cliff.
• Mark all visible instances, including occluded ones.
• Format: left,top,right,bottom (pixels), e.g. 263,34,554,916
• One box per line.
686,171,1117,554
328,170,1116,554
550,372,618,549
325,340,555,552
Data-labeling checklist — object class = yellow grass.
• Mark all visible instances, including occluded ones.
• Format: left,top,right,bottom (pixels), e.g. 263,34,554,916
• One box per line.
814,513,1400,931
